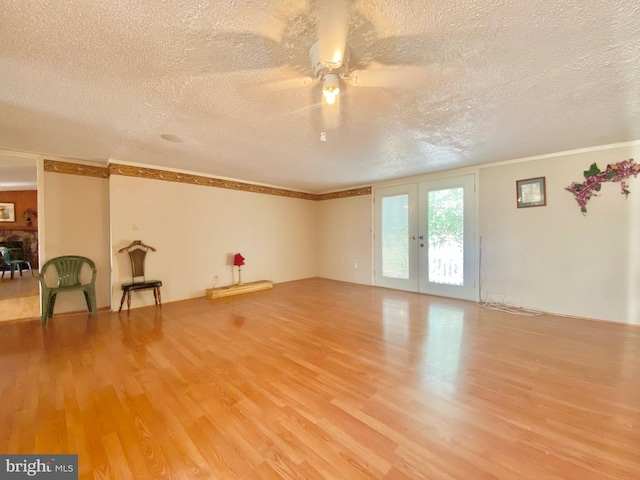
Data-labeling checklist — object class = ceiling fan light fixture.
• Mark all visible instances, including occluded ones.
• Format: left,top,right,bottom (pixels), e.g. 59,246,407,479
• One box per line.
322,73,340,104
324,91,338,105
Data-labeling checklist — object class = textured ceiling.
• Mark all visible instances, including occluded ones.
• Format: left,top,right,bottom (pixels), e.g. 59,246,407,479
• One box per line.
0,156,36,191
1,0,639,193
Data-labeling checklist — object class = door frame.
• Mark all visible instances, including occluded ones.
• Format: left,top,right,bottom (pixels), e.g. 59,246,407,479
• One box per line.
418,174,477,301
373,173,479,301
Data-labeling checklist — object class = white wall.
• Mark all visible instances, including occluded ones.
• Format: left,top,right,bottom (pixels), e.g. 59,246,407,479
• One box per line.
314,144,640,323
39,141,640,324
479,144,640,323
109,175,319,309
317,194,373,285
42,171,111,312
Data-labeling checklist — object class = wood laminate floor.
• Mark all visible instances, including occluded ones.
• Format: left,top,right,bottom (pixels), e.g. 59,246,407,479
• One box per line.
0,278,638,479
0,269,39,322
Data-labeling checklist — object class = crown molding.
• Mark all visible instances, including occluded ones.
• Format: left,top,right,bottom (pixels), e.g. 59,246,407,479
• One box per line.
109,163,318,200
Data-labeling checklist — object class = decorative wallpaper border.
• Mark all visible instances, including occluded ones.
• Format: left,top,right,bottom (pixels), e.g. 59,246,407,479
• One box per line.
108,163,319,200
109,164,372,200
316,187,372,201
44,160,371,200
44,160,109,178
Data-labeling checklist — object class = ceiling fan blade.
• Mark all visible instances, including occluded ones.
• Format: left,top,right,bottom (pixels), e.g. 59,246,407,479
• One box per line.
185,32,288,73
372,36,445,66
317,0,349,68
346,68,429,89
321,96,341,131
250,76,315,92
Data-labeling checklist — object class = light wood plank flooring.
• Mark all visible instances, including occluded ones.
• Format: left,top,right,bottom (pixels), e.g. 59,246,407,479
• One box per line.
0,269,39,322
0,278,638,479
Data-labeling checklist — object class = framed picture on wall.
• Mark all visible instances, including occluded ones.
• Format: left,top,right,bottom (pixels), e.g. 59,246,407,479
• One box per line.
516,177,546,208
0,202,15,222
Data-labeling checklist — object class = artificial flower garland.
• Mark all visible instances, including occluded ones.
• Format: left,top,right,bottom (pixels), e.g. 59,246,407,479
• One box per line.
565,158,640,214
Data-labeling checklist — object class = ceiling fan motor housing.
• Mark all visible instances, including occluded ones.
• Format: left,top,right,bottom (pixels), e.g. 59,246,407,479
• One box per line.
309,40,350,79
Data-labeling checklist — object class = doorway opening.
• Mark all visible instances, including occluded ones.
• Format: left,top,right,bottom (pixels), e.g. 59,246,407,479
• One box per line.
0,154,39,322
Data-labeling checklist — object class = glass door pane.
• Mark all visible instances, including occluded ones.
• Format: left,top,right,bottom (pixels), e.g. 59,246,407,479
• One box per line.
428,187,464,286
374,184,418,292
419,175,476,300
382,194,409,279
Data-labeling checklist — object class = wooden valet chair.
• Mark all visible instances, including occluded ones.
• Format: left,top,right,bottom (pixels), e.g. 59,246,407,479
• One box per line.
118,240,162,314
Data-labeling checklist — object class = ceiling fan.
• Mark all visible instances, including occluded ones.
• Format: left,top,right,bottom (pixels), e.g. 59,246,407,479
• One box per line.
185,1,437,135
252,0,432,135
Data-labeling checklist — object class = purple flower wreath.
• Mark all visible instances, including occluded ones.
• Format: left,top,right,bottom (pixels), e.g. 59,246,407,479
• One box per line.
565,159,640,214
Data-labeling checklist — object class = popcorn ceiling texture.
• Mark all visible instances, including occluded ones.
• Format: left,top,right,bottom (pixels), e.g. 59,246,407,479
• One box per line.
0,0,639,192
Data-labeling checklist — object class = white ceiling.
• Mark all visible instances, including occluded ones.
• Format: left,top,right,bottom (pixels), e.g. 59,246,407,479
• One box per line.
0,156,36,191
1,0,639,193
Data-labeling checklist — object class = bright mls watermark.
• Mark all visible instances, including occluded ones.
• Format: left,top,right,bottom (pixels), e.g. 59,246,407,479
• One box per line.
0,455,77,479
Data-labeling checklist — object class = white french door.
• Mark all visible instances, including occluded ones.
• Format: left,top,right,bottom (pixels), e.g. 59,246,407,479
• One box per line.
374,175,476,301
418,175,476,300
374,184,419,291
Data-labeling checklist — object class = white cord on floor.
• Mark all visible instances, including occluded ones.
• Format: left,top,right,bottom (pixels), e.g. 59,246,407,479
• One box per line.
477,300,545,316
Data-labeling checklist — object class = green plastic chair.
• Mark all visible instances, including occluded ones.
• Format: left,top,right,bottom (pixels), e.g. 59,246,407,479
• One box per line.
0,246,28,280
39,255,98,325
0,247,18,279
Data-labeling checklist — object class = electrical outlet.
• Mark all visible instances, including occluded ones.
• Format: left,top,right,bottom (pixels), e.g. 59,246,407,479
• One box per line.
354,262,358,269
213,275,219,287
